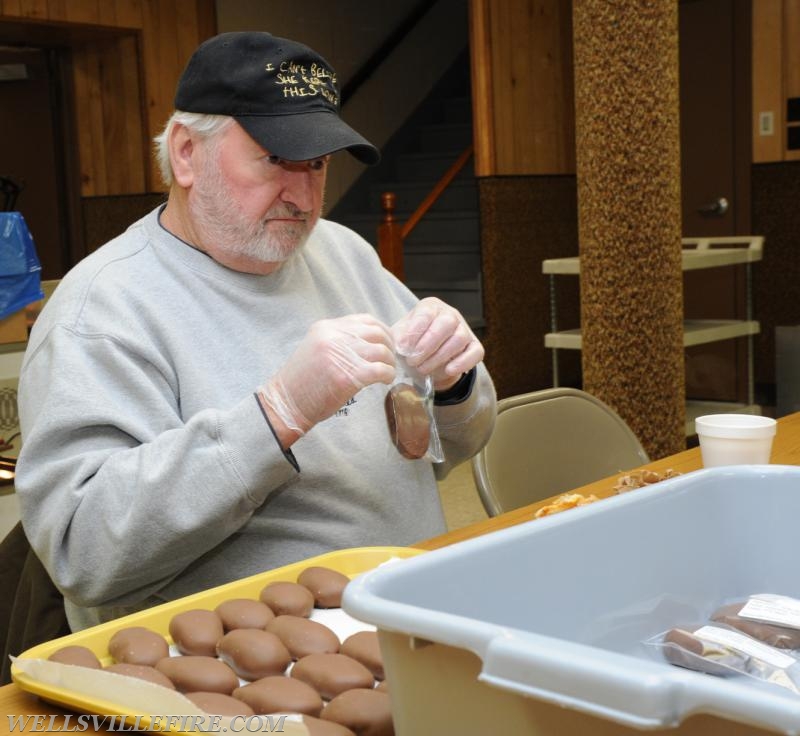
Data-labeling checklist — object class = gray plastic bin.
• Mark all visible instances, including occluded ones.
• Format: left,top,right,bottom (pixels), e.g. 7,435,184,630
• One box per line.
344,466,800,735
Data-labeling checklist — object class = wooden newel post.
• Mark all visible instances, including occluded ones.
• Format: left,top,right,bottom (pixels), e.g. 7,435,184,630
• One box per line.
377,192,405,281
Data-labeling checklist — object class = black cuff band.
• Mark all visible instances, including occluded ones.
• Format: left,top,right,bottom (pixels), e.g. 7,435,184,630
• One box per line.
253,393,300,472
434,368,476,406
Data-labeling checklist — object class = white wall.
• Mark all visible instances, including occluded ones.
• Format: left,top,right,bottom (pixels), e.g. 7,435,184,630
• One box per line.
215,0,469,209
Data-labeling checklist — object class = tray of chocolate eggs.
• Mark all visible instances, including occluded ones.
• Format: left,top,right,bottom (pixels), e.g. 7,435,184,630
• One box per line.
11,546,422,736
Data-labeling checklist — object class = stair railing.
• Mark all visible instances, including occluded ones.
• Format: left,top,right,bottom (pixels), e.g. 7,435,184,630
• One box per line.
378,143,474,280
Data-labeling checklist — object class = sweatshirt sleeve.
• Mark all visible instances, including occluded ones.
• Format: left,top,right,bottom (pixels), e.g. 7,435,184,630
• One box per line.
432,362,497,480
16,325,296,609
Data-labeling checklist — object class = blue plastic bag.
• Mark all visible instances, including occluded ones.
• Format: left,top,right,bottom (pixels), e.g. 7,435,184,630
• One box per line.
0,212,44,320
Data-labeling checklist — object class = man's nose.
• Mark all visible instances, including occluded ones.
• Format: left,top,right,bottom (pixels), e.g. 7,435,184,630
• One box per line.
280,169,317,212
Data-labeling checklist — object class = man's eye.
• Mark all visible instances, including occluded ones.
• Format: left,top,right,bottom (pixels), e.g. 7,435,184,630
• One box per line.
266,155,327,171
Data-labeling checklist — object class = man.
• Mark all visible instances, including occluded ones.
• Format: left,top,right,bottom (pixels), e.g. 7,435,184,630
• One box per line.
16,32,496,630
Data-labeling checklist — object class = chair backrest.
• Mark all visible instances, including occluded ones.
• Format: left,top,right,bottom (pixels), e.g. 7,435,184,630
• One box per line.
472,387,649,516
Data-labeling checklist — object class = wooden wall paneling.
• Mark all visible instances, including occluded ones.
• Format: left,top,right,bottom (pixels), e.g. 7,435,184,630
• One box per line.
18,0,46,18
468,0,495,176
140,0,167,190
45,0,68,20
98,36,145,193
195,0,216,42
557,2,576,173
53,45,88,267
0,1,22,16
97,1,119,27
487,0,522,173
522,0,572,173
785,0,800,160
114,0,144,29
486,0,574,175
118,33,147,191
487,0,519,174
73,46,109,195
98,39,125,192
177,2,200,67
64,1,101,25
752,0,784,162
86,45,109,194
525,0,575,174
141,0,184,190
71,47,95,196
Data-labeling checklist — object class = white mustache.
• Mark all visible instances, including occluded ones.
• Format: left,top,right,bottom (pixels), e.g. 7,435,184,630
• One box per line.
264,206,309,220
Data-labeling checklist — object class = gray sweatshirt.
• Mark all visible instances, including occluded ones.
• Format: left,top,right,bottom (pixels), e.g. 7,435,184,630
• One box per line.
16,208,496,629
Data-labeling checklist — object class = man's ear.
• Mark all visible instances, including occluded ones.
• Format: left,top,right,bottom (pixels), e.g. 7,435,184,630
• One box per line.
169,123,196,187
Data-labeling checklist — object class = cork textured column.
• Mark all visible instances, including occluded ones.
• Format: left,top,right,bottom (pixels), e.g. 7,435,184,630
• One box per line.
572,0,685,459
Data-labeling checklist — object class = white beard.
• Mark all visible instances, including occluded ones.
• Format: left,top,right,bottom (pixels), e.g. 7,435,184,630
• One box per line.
189,153,315,264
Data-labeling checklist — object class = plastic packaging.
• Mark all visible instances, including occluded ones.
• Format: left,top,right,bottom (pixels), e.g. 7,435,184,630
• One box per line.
0,212,44,320
384,354,443,463
711,594,800,649
648,623,800,695
648,593,800,693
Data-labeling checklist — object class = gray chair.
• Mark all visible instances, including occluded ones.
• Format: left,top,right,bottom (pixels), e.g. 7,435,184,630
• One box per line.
472,387,649,517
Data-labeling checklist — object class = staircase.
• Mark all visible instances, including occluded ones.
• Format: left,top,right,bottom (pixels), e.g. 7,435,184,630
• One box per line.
331,51,483,333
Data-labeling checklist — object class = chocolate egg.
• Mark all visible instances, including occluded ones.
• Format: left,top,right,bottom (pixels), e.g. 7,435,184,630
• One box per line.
233,676,323,716
291,653,375,700
384,383,430,459
297,566,350,608
216,629,291,680
340,631,383,680
321,688,393,736
169,609,224,656
104,663,176,689
155,655,238,694
48,645,101,669
215,598,275,631
108,626,169,667
266,615,340,660
185,692,255,717
259,581,315,617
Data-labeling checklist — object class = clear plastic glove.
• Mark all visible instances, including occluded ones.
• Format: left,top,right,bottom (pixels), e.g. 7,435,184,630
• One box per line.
260,314,395,435
392,297,484,391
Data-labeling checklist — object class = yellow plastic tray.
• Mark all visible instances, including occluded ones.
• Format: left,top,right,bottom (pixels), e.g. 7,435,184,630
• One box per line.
12,546,422,731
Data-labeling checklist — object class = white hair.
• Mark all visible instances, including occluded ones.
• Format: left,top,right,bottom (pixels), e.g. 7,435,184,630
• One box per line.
153,111,235,187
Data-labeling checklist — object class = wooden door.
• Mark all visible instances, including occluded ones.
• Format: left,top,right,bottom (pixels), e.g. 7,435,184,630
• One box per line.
679,0,752,406
0,46,76,280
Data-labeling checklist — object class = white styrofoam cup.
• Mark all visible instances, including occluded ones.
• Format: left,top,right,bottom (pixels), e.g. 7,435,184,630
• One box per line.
695,414,777,467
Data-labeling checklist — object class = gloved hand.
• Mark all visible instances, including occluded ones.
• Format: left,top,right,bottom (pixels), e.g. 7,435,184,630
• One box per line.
260,315,395,436
392,297,484,391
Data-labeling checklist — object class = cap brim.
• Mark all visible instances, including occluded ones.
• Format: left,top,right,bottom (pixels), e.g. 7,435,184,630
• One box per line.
235,110,380,165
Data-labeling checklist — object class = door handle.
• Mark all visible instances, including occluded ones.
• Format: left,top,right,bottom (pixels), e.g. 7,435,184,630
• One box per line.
697,197,729,216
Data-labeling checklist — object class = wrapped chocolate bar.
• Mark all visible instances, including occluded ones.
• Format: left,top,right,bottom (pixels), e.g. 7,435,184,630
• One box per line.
648,624,800,695
711,594,800,649
384,354,443,462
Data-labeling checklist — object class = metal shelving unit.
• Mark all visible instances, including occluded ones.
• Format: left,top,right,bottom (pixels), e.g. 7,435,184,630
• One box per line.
542,236,765,436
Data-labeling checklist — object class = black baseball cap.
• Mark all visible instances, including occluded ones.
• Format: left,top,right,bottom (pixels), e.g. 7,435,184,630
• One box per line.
174,32,380,165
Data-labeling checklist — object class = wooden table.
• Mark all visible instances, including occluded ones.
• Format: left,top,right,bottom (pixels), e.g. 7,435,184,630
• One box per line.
4,411,800,731
418,410,800,551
